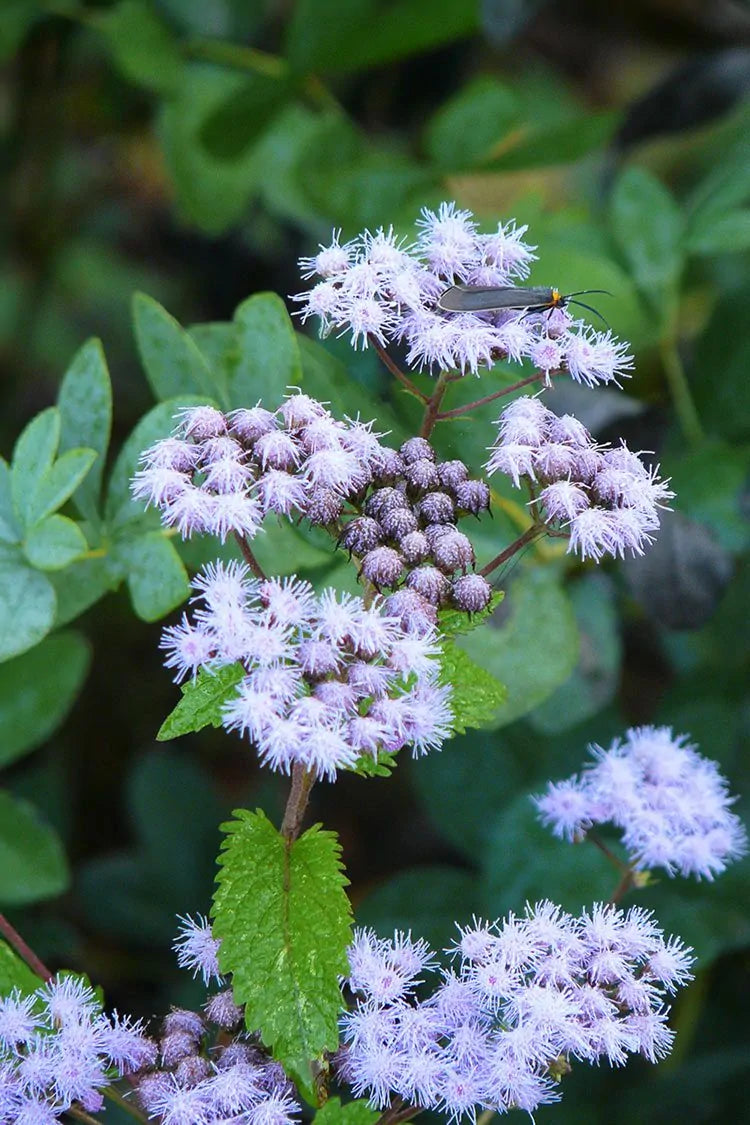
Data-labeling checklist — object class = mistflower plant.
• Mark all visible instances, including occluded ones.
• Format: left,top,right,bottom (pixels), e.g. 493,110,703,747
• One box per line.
339,903,695,1118
535,726,748,880
295,203,633,382
1,197,744,1125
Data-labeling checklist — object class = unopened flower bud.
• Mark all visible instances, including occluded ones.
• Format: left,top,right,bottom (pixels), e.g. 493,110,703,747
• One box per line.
175,1054,212,1087
416,491,455,525
438,459,470,491
400,530,430,565
432,530,475,573
381,507,419,540
406,565,451,605
452,573,493,613
306,486,344,525
205,989,244,1030
455,479,490,515
340,516,383,555
400,437,435,464
360,546,404,588
365,487,409,520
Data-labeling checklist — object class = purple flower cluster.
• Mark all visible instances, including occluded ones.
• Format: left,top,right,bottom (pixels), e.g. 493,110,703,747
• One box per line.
295,203,633,381
122,916,301,1125
535,726,748,880
161,562,453,779
0,974,156,1123
132,395,393,543
341,435,493,618
338,903,694,1119
485,396,673,561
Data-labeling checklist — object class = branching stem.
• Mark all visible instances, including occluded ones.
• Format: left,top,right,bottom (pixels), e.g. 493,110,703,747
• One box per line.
435,370,554,422
419,371,451,439
478,524,545,578
370,337,429,402
0,913,52,981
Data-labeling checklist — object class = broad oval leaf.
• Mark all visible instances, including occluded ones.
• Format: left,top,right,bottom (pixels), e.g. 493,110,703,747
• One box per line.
133,292,219,403
23,514,89,572
57,338,112,523
231,293,302,409
0,791,70,906
0,558,57,663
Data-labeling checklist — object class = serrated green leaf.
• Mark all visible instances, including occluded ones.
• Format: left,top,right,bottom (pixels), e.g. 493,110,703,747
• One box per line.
105,395,211,525
348,749,399,778
457,567,578,729
0,558,56,663
231,293,302,408
0,458,21,544
0,790,70,905
0,631,91,768
94,0,182,94
133,292,220,403
440,642,507,734
314,1099,379,1125
113,531,189,621
0,939,42,996
213,810,352,1096
438,590,504,637
11,408,60,527
57,339,113,523
23,514,89,571
158,663,245,740
26,449,98,528
610,167,685,308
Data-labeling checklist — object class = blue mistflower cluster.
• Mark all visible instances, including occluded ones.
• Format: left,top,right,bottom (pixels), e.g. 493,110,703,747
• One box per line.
338,903,694,1119
161,563,453,779
295,202,633,381
535,726,748,879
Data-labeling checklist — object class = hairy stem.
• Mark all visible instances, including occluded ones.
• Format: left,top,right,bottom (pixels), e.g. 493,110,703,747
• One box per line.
0,913,52,981
435,370,554,421
370,337,429,403
419,371,451,439
234,533,267,579
280,763,316,841
478,524,545,578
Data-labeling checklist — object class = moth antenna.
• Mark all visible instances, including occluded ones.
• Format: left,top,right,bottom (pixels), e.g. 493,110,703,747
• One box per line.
566,300,610,330
565,289,613,298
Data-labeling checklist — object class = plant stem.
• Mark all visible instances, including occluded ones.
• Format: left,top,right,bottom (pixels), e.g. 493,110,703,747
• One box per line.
419,371,450,439
280,763,316,841
660,334,703,447
67,1108,105,1125
0,913,52,981
435,370,552,422
234,533,267,579
374,1097,422,1125
478,524,545,578
609,868,637,905
103,1086,148,1122
587,831,630,873
369,337,429,403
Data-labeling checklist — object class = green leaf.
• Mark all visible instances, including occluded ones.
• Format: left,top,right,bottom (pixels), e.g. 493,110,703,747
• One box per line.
0,632,91,769
11,408,60,527
314,1099,379,1125
213,810,352,1096
286,0,480,75
690,285,750,443
610,166,685,308
133,292,219,403
50,555,119,627
480,793,613,918
157,663,245,740
440,642,507,734
159,63,272,233
0,790,70,905
424,76,519,170
26,449,98,528
686,208,750,256
457,567,579,729
348,749,399,778
667,440,750,553
0,558,56,663
105,395,211,525
0,458,21,544
529,573,621,734
231,293,302,408
483,110,618,171
686,133,750,232
0,939,41,996
114,531,189,621
23,515,89,571
199,72,292,161
94,0,183,95
57,339,112,523
438,590,504,637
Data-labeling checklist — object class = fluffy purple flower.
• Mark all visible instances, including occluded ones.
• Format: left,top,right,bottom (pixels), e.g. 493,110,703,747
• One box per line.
160,563,452,780
173,914,223,984
486,396,673,561
535,726,747,879
339,902,693,1118
295,203,632,381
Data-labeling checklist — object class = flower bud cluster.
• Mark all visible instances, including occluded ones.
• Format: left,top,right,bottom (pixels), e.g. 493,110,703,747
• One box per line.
341,435,493,623
160,563,454,779
535,726,748,880
0,974,156,1122
132,395,395,543
485,396,674,561
295,202,633,382
339,902,694,1119
124,916,300,1125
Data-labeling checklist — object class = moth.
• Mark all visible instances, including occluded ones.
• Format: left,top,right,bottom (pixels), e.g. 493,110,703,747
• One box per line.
437,285,610,326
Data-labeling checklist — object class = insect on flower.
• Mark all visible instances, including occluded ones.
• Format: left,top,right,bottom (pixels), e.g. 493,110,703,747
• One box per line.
437,284,611,326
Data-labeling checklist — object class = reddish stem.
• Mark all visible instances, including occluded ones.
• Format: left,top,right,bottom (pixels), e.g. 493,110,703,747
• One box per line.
280,762,315,841
234,532,267,579
478,524,544,578
435,370,558,422
419,372,450,439
369,337,429,403
0,912,52,981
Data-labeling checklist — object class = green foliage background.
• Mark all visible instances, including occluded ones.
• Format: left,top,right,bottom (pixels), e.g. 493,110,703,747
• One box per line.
1,2,749,1121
